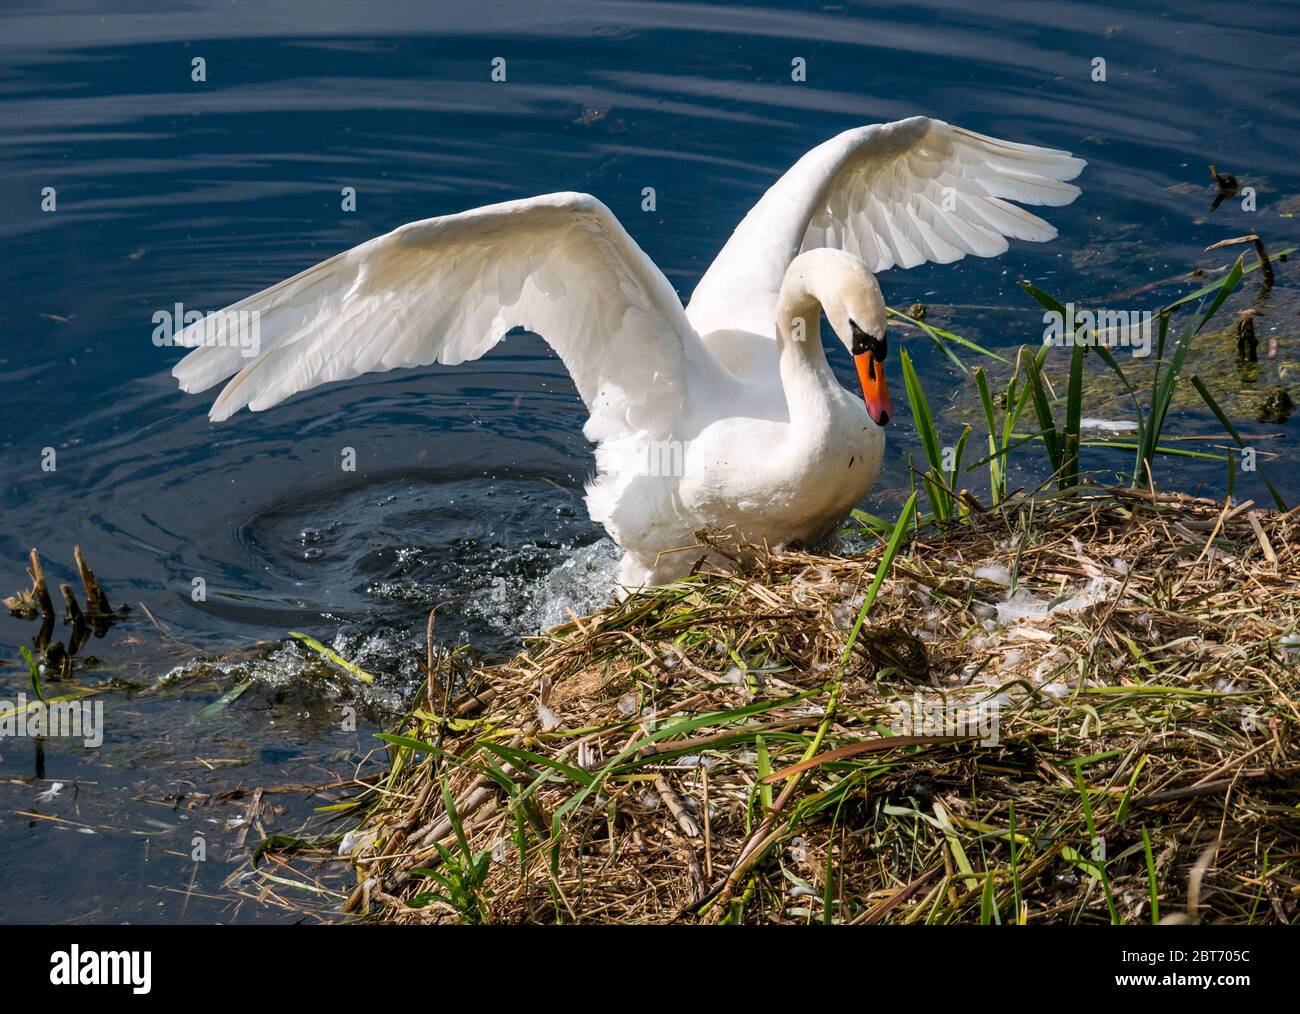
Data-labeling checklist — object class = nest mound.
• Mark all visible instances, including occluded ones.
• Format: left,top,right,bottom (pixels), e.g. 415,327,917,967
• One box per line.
340,490,1299,924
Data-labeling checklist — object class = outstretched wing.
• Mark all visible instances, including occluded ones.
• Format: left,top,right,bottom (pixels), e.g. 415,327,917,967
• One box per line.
685,116,1085,338
173,192,695,443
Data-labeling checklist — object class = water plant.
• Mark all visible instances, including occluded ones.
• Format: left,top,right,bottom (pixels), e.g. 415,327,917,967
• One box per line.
899,245,1291,524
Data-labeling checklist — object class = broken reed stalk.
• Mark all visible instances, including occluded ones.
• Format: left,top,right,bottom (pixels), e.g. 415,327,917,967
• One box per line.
1205,233,1276,292
29,548,56,649
27,548,55,618
74,543,115,630
58,583,90,655
5,546,124,670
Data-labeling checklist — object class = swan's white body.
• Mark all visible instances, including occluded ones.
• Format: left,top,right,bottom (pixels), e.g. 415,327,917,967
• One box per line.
173,116,1083,586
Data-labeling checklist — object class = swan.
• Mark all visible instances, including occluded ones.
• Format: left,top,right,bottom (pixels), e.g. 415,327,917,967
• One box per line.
172,116,1083,587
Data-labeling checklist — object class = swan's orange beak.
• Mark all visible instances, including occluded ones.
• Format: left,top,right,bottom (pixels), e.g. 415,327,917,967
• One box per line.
855,351,892,427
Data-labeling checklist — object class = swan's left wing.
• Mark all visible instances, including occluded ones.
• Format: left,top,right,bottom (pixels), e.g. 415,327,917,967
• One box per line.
171,192,695,443
685,116,1085,337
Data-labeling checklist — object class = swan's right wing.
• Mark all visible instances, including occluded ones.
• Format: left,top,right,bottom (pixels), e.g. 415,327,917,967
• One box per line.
686,116,1085,337
172,192,694,442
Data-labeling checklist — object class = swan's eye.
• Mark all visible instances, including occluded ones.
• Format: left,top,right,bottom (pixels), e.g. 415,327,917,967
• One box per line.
850,320,887,361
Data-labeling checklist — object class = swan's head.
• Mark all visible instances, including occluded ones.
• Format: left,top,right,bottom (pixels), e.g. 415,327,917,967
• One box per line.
778,248,893,426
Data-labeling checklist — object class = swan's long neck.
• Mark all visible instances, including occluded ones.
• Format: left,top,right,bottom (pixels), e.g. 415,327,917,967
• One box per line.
775,262,842,429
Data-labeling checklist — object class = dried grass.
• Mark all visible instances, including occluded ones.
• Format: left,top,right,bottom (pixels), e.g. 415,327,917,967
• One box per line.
274,489,1300,924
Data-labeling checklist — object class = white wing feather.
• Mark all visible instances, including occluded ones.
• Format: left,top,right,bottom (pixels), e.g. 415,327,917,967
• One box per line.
172,192,695,443
685,116,1085,337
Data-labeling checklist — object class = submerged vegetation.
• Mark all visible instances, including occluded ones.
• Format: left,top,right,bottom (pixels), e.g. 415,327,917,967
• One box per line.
226,240,1300,924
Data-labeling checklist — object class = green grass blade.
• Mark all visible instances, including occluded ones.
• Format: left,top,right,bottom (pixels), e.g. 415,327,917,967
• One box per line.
1142,827,1159,925
1091,342,1147,475
1021,346,1063,479
290,630,376,684
1017,279,1068,320
1161,246,1292,313
1009,801,1022,924
193,678,253,721
980,870,999,926
1064,341,1085,488
887,307,1010,367
21,645,45,703
964,428,1055,470
1190,255,1245,336
1143,253,1242,462
899,348,950,520
949,424,972,498
756,735,773,814
838,490,919,671
973,368,1004,503
478,741,597,789
1189,376,1287,510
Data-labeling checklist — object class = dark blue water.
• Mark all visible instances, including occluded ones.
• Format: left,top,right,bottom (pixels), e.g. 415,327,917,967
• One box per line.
1,0,1297,922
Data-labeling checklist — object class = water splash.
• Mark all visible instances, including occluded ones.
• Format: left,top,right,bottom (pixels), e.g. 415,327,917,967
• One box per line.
469,538,622,639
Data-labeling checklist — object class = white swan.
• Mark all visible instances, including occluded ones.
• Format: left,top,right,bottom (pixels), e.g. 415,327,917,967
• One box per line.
173,116,1083,586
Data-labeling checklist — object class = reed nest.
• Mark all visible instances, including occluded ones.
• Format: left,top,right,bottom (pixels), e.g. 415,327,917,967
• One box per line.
331,488,1299,924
